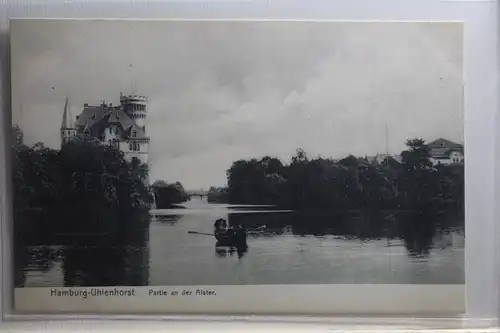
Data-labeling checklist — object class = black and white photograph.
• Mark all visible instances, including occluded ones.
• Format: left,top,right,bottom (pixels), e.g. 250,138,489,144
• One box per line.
10,19,464,312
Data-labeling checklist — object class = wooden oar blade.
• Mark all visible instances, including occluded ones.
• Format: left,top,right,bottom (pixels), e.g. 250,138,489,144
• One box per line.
188,231,214,236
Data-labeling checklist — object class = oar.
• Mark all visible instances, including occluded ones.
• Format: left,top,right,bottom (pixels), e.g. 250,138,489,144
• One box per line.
188,231,214,236
188,225,266,236
247,225,266,232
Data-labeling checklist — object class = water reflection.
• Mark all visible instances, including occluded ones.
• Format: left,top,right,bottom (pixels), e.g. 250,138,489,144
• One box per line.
227,209,462,258
16,210,151,287
16,199,465,287
215,247,247,259
150,214,182,225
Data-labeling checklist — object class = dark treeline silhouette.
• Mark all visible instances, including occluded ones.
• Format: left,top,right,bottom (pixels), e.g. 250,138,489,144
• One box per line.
223,138,464,256
207,186,229,203
152,180,189,208
12,125,153,286
225,139,464,214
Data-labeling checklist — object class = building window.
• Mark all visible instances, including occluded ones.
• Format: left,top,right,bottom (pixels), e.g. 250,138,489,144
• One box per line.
128,141,140,151
115,127,119,135
108,139,118,149
132,130,137,138
109,127,112,134
109,139,119,149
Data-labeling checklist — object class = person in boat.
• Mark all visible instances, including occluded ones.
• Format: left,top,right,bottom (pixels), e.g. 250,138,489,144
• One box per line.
232,224,248,250
213,219,248,249
213,218,228,242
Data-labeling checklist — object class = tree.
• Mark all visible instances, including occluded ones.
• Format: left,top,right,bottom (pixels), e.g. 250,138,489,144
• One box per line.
12,125,23,145
401,138,432,172
151,180,188,208
12,126,153,245
207,186,229,203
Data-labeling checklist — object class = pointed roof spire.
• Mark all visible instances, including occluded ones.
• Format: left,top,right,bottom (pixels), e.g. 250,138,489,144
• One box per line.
61,96,75,129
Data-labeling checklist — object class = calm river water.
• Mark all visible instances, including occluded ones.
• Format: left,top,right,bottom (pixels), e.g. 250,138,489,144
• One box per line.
21,197,464,287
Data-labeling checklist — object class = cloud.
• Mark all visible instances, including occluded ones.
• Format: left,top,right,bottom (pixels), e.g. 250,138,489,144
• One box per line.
11,20,463,189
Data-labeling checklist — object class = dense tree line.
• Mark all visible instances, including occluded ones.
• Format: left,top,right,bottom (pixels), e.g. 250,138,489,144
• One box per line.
207,186,229,203
152,180,189,208
12,125,153,247
225,139,464,214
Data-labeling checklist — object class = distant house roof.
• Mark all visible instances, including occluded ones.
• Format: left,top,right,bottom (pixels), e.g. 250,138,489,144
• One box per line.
356,159,371,168
366,154,402,164
75,105,148,140
427,138,463,159
427,138,463,149
392,155,403,163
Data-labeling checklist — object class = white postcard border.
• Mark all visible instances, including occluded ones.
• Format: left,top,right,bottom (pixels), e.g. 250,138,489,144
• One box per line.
15,285,465,315
0,0,498,329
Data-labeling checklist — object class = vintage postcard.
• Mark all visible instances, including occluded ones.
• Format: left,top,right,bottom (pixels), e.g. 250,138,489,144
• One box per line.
10,19,464,315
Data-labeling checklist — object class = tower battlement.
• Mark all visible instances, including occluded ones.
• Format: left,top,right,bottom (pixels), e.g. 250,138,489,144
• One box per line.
120,93,147,103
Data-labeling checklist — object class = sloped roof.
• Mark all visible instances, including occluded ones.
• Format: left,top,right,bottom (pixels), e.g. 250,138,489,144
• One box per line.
75,105,148,139
427,138,463,149
125,122,147,139
428,138,463,158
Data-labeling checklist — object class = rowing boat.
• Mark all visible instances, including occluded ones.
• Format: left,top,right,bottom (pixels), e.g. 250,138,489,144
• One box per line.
214,228,248,249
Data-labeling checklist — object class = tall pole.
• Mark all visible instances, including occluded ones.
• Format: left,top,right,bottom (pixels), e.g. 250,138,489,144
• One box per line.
385,123,389,155
132,78,137,95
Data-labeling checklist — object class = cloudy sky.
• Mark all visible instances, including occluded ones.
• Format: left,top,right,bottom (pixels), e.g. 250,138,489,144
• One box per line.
11,20,463,190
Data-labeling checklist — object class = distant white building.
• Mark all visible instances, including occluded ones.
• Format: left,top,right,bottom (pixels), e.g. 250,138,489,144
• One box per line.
365,139,463,167
427,138,464,166
366,153,402,165
60,93,150,165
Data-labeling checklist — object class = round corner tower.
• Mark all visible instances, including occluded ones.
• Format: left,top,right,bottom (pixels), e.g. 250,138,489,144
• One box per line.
120,93,147,131
119,92,150,173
